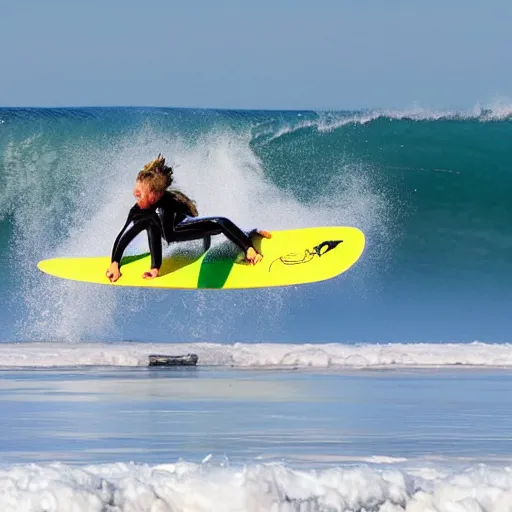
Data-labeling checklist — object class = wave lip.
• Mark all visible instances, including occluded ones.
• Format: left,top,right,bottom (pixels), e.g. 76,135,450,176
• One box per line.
1,460,512,511
0,341,511,369
256,100,512,142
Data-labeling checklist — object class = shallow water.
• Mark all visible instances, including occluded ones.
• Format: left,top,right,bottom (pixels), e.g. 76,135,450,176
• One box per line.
1,366,511,466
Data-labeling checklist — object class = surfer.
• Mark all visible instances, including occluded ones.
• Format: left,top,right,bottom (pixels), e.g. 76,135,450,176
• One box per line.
105,154,271,282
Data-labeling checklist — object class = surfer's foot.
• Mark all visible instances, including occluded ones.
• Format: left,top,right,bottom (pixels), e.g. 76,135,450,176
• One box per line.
245,230,271,264
142,268,159,280
253,229,272,239
246,247,263,265
106,262,121,283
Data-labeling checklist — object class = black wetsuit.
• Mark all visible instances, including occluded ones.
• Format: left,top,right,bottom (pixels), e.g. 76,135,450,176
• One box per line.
111,191,255,269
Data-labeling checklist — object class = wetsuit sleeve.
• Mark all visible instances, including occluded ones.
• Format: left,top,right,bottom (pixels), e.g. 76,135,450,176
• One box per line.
111,208,151,265
111,208,164,269
111,211,133,264
111,222,149,265
147,224,162,269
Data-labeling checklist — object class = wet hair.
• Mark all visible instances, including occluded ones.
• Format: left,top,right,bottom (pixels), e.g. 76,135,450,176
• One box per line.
137,154,173,192
168,189,199,217
137,154,198,217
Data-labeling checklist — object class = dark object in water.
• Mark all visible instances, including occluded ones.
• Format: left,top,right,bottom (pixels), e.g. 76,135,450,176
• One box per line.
148,353,199,366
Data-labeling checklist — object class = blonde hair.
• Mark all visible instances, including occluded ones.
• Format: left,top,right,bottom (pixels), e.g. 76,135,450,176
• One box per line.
137,154,199,217
137,154,173,193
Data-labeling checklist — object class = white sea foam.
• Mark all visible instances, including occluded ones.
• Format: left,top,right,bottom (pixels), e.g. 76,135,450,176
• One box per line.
0,341,511,368
1,460,512,511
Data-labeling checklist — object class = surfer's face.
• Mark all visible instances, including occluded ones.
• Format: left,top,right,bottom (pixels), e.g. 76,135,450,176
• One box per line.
133,180,160,209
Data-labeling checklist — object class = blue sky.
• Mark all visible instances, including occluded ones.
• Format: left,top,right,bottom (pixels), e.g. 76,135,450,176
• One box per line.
2,0,511,110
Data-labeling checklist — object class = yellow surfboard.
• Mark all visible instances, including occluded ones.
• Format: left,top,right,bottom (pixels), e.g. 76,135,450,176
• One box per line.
37,226,365,289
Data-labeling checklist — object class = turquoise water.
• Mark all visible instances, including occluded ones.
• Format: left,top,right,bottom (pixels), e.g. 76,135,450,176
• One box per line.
1,106,511,343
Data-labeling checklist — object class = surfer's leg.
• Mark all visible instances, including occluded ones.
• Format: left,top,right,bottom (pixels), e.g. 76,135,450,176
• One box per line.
175,217,252,250
175,217,270,264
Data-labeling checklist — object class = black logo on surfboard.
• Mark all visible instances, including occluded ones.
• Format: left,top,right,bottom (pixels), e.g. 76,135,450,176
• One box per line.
269,240,343,272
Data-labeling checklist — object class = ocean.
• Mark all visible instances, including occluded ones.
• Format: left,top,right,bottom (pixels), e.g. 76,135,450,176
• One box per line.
1,106,512,510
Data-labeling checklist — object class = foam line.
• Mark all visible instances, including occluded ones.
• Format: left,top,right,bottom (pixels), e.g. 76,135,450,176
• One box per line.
0,341,511,368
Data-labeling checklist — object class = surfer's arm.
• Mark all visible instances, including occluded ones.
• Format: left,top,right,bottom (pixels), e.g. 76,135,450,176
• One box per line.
106,212,135,282
107,218,161,282
146,224,162,271
110,210,135,264
139,212,165,279
110,211,136,264
111,222,150,265
106,220,154,283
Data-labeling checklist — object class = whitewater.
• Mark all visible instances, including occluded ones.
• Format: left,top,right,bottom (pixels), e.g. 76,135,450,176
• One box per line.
4,461,512,512
1,341,512,368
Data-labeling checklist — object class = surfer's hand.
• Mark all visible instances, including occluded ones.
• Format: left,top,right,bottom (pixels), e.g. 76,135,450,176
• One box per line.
245,247,263,265
142,268,159,279
106,262,121,283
